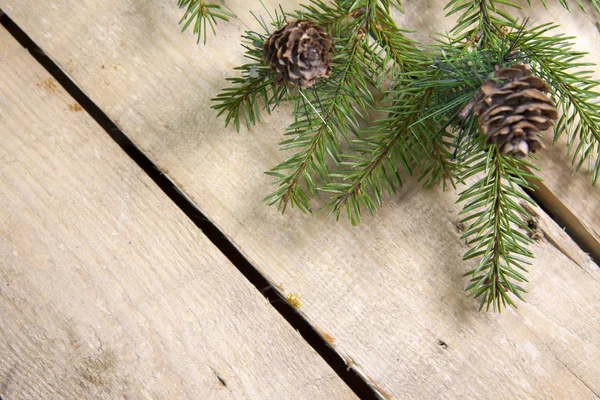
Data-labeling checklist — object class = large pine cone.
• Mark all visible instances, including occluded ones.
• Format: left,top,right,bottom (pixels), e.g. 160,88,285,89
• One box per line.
474,64,559,158
263,20,333,89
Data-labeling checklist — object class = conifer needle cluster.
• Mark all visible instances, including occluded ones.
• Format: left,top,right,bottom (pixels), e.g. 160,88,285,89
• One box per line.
179,0,600,311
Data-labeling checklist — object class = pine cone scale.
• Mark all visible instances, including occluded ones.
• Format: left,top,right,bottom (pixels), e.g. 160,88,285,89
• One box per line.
521,76,551,91
479,105,513,121
506,88,553,103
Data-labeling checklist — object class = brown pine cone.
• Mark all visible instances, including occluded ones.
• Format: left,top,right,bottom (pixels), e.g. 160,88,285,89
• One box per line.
474,64,559,158
263,20,334,89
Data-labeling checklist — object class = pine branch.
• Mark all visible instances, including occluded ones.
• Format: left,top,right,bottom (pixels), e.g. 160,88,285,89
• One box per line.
366,9,426,74
261,0,428,216
446,0,599,44
398,45,504,188
320,122,415,224
545,0,600,14
208,0,600,311
458,144,539,311
319,44,511,224
264,30,377,213
335,0,404,14
211,16,288,131
418,129,459,190
294,0,419,76
297,0,423,72
319,87,432,224
293,0,355,35
177,0,234,44
445,0,516,43
507,23,600,183
264,89,340,213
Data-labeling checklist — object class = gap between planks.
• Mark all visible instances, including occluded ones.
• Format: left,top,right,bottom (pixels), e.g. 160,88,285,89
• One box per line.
525,175,600,265
0,12,384,400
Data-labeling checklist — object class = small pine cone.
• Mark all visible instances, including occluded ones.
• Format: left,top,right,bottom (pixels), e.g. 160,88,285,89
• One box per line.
263,20,333,89
474,64,559,158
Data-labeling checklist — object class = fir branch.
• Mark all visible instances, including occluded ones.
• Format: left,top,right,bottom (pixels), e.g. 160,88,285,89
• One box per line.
446,0,599,45
177,0,234,44
366,9,426,74
320,120,415,224
293,0,355,35
320,45,505,224
548,0,600,14
264,88,339,213
510,23,600,183
211,67,286,131
265,30,377,213
335,0,404,14
458,144,539,311
418,129,459,190
445,0,516,43
211,16,288,131
397,45,503,188
296,0,422,73
209,0,600,311
320,87,433,224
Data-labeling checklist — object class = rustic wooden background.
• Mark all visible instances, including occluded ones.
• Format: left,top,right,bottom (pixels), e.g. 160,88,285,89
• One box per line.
0,0,599,399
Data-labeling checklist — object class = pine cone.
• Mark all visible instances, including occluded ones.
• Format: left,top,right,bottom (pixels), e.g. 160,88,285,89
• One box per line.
474,64,558,158
263,20,333,89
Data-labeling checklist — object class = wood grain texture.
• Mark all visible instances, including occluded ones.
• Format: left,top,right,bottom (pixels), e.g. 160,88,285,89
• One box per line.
0,27,357,400
1,0,599,398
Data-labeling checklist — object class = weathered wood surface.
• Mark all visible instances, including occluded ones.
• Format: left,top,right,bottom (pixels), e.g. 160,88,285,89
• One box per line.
1,0,600,398
0,27,358,400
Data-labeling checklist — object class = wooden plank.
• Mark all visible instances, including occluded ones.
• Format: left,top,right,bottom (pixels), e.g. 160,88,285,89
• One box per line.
0,27,357,400
2,1,600,397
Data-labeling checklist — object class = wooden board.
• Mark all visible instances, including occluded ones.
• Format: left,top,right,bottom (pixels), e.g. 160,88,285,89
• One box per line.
2,0,600,398
0,27,357,400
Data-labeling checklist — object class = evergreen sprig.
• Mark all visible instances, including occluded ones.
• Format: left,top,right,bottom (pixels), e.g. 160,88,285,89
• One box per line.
265,21,379,213
458,143,538,311
262,0,410,213
177,0,234,44
327,45,501,225
320,91,427,224
446,0,600,46
211,10,289,131
208,0,600,311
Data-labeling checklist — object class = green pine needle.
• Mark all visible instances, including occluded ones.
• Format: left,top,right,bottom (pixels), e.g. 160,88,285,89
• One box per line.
211,11,288,131
177,0,234,45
